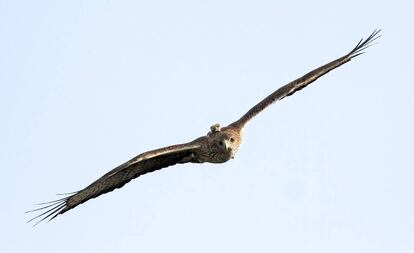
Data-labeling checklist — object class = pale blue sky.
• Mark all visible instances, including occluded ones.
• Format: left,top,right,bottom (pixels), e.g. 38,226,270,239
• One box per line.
1,0,413,252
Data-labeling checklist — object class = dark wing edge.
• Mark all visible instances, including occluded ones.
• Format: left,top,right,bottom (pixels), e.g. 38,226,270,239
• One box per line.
26,142,201,226
230,29,381,129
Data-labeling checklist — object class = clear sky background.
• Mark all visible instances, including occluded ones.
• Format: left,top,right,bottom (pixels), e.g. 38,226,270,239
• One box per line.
1,0,413,252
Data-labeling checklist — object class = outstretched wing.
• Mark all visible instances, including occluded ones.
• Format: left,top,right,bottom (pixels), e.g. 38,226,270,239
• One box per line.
230,29,381,129
27,141,202,225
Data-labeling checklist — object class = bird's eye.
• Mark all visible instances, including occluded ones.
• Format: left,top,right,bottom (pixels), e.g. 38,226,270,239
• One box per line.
218,141,224,146
230,137,235,143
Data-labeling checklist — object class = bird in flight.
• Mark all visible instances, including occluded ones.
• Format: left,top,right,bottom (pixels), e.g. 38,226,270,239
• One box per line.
27,29,381,225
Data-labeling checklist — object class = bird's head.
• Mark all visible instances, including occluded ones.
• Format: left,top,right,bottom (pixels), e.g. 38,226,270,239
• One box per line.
209,127,241,161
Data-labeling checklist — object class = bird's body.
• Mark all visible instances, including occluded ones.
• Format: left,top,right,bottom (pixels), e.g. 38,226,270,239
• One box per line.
195,125,242,163
27,30,381,225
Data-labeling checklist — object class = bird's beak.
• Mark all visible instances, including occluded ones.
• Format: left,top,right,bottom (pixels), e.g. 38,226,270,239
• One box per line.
224,140,232,152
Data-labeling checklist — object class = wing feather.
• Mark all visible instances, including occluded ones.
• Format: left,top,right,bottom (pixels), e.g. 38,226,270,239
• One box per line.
230,29,381,128
27,142,201,225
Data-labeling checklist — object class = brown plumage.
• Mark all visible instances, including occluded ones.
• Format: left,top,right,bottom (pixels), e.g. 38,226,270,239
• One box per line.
27,29,380,225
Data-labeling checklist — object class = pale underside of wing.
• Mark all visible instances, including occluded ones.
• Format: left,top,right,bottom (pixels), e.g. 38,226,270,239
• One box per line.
230,29,381,129
27,141,201,225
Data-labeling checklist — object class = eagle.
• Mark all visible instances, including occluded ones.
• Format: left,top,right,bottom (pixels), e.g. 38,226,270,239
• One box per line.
27,30,381,225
